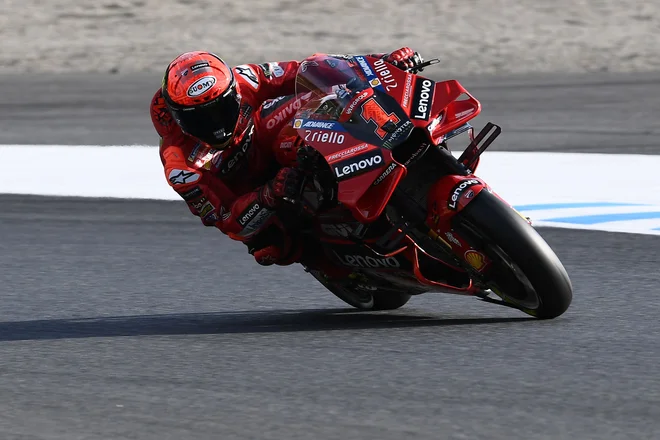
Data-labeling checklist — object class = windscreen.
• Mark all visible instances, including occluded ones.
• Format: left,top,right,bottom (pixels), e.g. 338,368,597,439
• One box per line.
293,55,413,150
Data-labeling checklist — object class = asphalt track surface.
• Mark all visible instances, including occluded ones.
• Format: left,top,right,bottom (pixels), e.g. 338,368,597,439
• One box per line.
1,71,660,439
1,70,660,153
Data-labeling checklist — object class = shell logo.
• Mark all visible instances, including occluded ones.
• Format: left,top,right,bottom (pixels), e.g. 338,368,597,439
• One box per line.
464,250,487,270
293,119,303,129
370,78,381,87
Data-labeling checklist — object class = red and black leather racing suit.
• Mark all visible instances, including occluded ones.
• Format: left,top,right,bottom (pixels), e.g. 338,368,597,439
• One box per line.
150,49,421,268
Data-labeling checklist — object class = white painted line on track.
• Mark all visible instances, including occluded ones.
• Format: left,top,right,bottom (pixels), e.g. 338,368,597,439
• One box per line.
0,145,176,200
2,145,660,236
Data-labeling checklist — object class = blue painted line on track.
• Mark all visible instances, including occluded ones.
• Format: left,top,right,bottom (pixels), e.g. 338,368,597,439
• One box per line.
545,211,660,225
513,202,647,211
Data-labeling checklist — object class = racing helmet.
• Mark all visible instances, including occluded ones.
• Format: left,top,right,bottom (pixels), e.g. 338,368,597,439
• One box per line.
161,51,242,149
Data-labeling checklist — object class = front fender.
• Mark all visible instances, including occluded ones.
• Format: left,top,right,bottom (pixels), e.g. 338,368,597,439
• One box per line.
428,175,489,223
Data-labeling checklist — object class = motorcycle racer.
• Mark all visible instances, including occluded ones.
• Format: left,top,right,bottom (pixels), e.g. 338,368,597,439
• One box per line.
150,47,424,269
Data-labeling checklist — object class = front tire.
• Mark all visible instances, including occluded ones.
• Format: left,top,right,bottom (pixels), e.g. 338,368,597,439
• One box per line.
455,190,573,319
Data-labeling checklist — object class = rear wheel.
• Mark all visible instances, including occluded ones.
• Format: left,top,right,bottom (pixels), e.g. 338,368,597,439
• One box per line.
372,291,412,310
455,190,573,319
309,271,412,310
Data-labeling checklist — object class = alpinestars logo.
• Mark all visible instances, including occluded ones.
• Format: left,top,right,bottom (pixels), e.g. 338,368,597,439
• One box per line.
168,169,201,185
411,78,435,121
235,65,259,90
333,151,383,181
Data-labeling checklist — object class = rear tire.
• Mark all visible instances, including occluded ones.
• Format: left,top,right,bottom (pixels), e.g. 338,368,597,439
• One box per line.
309,271,412,310
456,191,573,319
372,291,412,310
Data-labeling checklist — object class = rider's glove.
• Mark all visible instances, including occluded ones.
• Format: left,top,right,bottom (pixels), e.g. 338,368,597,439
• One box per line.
248,225,303,267
252,244,285,266
259,167,303,209
384,47,425,71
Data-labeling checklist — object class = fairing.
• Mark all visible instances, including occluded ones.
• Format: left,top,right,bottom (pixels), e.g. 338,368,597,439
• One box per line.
291,54,483,222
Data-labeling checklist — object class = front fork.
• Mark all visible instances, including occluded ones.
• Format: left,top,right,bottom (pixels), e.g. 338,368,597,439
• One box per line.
425,121,504,261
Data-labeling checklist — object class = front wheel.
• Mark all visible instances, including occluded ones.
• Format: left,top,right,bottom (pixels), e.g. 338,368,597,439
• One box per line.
455,191,573,319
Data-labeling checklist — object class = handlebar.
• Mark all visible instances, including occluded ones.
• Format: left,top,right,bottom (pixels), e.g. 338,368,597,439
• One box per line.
407,58,441,74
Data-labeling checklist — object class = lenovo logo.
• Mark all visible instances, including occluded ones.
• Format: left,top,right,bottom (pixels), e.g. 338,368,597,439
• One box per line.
411,78,434,121
333,251,401,268
333,151,383,181
448,179,480,210
238,202,261,226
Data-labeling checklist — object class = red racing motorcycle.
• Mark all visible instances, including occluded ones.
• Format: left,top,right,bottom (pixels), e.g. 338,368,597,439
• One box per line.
273,54,572,319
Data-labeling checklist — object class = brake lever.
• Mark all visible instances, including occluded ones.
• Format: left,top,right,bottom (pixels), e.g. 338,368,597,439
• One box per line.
408,58,441,74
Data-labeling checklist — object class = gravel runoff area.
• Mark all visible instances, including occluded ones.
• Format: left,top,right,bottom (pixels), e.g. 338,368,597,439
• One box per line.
2,0,659,75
